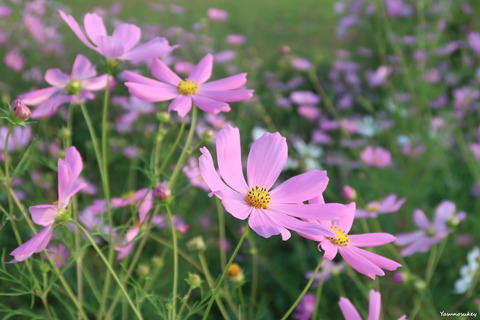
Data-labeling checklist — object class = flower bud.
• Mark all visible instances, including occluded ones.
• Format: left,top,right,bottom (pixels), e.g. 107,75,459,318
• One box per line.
280,45,291,55
227,263,244,286
186,273,202,289
186,236,206,252
157,112,170,123
341,185,357,201
138,264,150,276
392,271,408,283
153,182,171,202
152,256,164,268
202,129,214,142
11,99,31,120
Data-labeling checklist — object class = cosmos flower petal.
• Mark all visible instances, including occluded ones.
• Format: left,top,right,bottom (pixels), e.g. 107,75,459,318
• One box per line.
191,94,230,114
82,74,109,91
19,86,59,105
413,209,430,229
58,159,73,207
269,203,350,221
221,190,252,220
248,209,291,240
334,202,356,233
138,191,153,223
197,89,253,102
198,146,231,198
150,57,182,85
339,246,385,279
270,211,336,237
200,73,248,90
379,194,406,213
354,247,401,271
319,240,338,260
338,297,362,320
112,23,141,52
349,233,396,247
188,53,213,84
31,94,71,119
45,68,69,87
368,290,381,320
400,237,435,257
125,82,178,102
59,10,96,50
84,12,107,45
9,225,54,262
433,200,455,228
394,230,424,246
121,38,178,62
71,54,97,80
65,146,83,180
96,35,124,58
247,132,287,189
168,94,192,117
216,124,248,193
29,205,58,227
270,170,328,203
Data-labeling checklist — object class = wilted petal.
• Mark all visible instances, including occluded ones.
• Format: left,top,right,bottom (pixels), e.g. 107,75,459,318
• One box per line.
270,170,328,203
188,54,213,84
29,205,57,227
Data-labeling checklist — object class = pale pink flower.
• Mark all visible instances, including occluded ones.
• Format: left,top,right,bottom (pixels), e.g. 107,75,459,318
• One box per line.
361,146,391,168
339,289,406,320
124,54,253,117
183,156,209,191
4,49,24,72
356,194,406,218
227,34,246,45
199,125,350,240
207,8,228,21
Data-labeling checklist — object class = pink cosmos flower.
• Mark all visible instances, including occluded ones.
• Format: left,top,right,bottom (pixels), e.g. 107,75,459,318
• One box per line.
293,293,316,320
198,125,350,240
360,146,391,168
59,10,177,61
290,91,321,105
19,54,109,118
124,54,253,117
395,201,466,257
46,243,69,268
183,156,210,191
300,196,401,279
339,289,406,320
0,126,31,153
365,66,391,87
207,8,228,21
356,194,406,218
4,49,24,72
226,34,246,45
8,147,86,262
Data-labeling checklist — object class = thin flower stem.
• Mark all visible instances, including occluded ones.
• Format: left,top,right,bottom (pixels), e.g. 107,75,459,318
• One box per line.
308,68,338,118
177,287,193,319
73,220,143,320
169,106,198,190
311,266,326,320
151,235,202,271
157,117,186,179
280,257,324,320
246,233,258,320
166,204,179,320
216,198,227,270
4,126,13,216
202,224,250,320
41,296,53,320
198,252,232,320
238,286,246,320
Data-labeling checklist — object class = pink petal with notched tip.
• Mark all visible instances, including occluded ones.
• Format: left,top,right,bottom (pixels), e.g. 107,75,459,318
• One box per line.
121,37,178,62
248,208,291,240
29,205,58,227
125,82,178,102
338,297,362,320
188,54,213,84
45,68,69,87
197,89,253,102
59,10,96,50
270,170,328,203
65,146,83,180
215,125,248,193
246,131,287,189
84,12,107,46
355,248,401,271
339,246,385,279
198,146,231,199
112,23,141,52
168,94,192,117
200,73,247,90
150,57,182,85
71,54,97,80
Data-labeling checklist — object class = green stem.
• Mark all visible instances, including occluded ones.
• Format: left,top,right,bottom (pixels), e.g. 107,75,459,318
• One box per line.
151,235,202,271
166,204,178,320
216,198,227,270
177,287,193,319
202,224,249,320
247,234,258,320
238,286,245,320
73,220,143,320
4,125,13,216
169,106,198,190
280,257,324,320
311,265,326,320
157,117,186,179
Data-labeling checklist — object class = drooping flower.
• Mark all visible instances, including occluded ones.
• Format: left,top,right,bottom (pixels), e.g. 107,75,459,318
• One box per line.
395,201,466,257
356,194,406,218
339,289,406,320
19,54,109,118
59,10,177,61
360,146,391,168
124,54,253,117
8,146,86,262
198,125,350,240
300,196,401,279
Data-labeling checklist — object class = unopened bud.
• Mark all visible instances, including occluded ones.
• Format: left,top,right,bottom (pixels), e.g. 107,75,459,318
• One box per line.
392,271,408,283
280,45,291,55
138,264,150,276
152,256,164,268
186,236,206,252
158,112,170,123
186,273,202,289
342,185,357,201
153,182,171,202
227,263,244,286
11,99,31,120
202,129,214,142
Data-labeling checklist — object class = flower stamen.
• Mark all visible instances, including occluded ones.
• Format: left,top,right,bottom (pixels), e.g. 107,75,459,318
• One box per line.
328,226,350,246
177,80,199,95
245,185,271,209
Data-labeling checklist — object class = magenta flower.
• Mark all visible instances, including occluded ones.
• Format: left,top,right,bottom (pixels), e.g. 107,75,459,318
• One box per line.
8,147,86,263
395,201,466,257
198,125,350,240
293,293,316,320
356,194,406,218
19,54,109,118
46,243,69,268
467,32,480,55
207,8,229,21
339,289,406,320
360,146,391,168
124,54,253,117
300,196,401,279
59,10,177,61
4,49,24,72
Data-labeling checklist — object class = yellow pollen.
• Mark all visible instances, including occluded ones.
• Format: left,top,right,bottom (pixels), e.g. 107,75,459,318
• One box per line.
121,191,136,199
328,226,350,246
245,185,271,209
227,263,242,277
366,203,380,212
177,80,199,95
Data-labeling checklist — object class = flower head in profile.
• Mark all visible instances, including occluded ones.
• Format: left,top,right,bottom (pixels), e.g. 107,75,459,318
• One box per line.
8,147,86,262
124,54,253,117
339,289,406,320
19,54,109,118
300,196,401,279
59,10,177,61
360,146,391,168
198,125,350,240
395,200,466,257
356,194,406,218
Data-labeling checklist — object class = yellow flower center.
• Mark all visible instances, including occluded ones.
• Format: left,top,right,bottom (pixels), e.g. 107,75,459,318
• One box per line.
366,203,380,212
66,80,82,95
328,226,350,246
177,80,199,95
245,185,271,209
121,191,136,199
